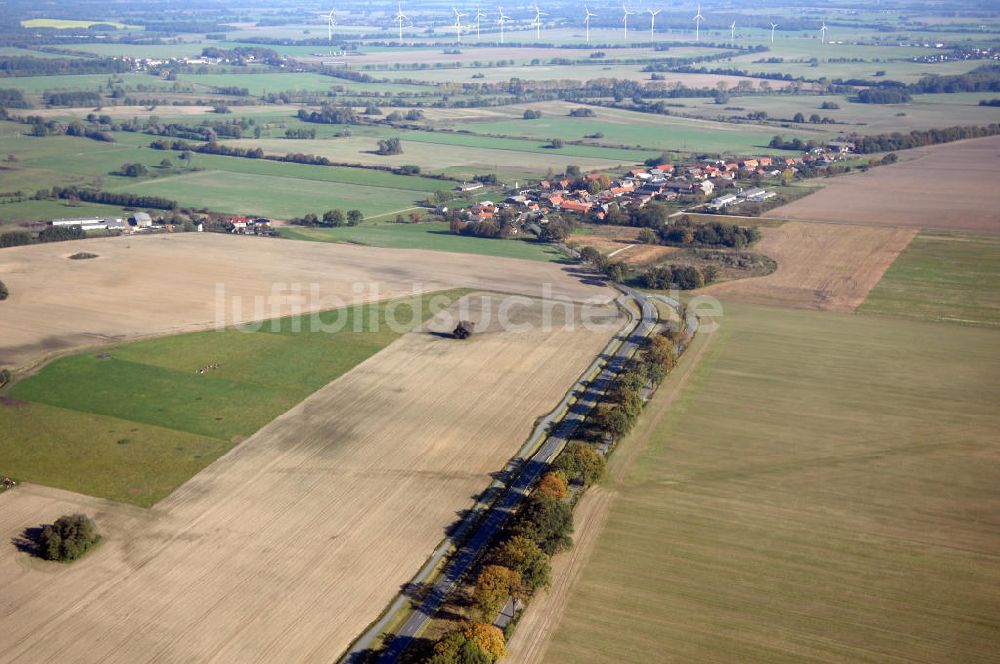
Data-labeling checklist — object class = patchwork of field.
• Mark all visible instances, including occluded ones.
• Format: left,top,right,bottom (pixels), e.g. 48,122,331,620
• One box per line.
0,233,611,370
0,73,173,94
426,101,819,155
678,93,1000,135
394,64,791,88
700,221,916,311
174,71,425,95
858,231,1000,327
1,292,465,505
0,130,454,220
222,130,656,180
770,136,1000,233
303,45,672,67
0,294,623,664
538,303,1000,664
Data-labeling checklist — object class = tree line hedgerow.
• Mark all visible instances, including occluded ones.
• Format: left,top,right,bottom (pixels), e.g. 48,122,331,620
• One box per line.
424,306,693,661
35,186,178,210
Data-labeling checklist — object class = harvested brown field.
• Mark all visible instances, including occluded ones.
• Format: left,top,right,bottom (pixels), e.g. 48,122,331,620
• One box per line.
0,294,623,664
568,229,677,265
700,221,916,311
0,233,611,370
770,136,1000,233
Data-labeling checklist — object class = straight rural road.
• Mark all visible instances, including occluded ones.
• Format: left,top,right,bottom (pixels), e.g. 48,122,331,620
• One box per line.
364,286,658,663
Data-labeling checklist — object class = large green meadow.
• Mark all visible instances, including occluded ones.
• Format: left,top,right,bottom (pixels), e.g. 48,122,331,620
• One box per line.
280,221,566,262
431,104,816,155
0,129,453,220
0,291,466,505
858,231,1000,327
545,302,1000,664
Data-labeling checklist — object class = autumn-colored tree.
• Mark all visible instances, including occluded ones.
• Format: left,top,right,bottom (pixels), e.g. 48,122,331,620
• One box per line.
492,535,551,592
554,441,606,486
645,335,676,369
473,565,521,620
463,622,508,662
536,472,568,501
429,629,489,664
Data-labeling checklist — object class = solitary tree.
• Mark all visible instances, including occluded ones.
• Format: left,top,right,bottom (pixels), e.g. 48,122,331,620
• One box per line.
0,278,7,301
37,513,100,562
346,209,363,226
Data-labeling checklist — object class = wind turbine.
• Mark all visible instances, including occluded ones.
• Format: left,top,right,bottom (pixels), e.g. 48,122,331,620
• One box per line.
584,6,596,45
323,9,336,42
394,3,408,41
819,21,828,44
533,4,548,40
496,6,510,44
474,6,487,39
622,4,635,42
769,22,778,44
647,9,660,42
452,7,467,43
693,3,704,42
729,20,736,42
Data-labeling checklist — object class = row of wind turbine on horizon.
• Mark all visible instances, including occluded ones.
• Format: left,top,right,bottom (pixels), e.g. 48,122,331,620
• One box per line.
320,4,832,47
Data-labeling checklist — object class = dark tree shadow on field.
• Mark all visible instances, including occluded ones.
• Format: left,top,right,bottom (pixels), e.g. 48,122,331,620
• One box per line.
393,635,436,664
445,508,476,538
399,579,429,600
12,526,43,557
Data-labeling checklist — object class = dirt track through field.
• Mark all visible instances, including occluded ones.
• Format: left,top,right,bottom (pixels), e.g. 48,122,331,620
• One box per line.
0,233,611,369
0,294,621,664
769,136,1000,233
700,221,916,311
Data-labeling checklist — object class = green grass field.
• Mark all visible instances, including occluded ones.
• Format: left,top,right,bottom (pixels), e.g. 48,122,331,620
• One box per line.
0,73,173,94
0,129,453,220
280,222,566,262
858,231,1000,327
430,103,817,155
1,291,466,505
544,302,1000,663
223,124,658,180
176,71,424,95
0,200,132,225
107,169,427,219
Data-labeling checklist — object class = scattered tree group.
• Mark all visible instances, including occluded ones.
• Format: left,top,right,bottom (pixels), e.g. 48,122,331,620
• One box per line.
376,137,403,155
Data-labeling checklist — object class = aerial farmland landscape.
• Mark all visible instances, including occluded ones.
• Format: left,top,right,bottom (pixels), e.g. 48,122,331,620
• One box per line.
0,1,998,663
